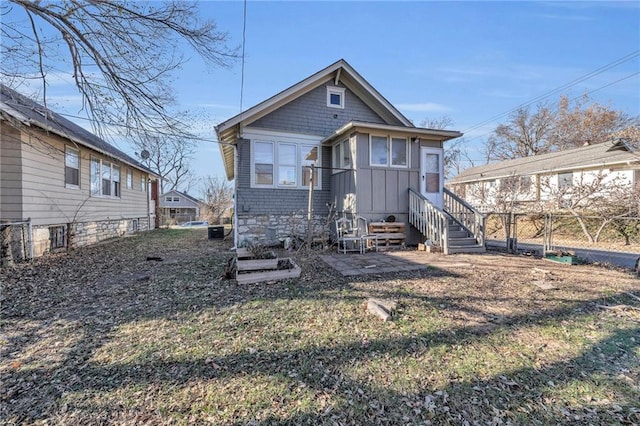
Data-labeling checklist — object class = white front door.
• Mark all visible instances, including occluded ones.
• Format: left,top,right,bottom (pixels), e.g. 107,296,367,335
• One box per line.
420,147,444,208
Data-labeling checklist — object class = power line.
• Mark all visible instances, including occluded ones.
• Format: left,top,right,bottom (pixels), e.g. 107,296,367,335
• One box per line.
462,50,640,135
460,69,640,147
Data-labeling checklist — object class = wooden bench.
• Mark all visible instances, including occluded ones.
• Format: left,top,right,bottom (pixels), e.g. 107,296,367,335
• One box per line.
368,222,405,250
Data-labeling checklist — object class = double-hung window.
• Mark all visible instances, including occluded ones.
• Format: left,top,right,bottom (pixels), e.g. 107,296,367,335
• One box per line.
252,141,320,189
370,136,409,167
332,139,352,172
254,142,274,185
126,169,133,189
112,166,121,197
90,158,121,198
140,176,146,192
278,144,297,186
65,147,80,188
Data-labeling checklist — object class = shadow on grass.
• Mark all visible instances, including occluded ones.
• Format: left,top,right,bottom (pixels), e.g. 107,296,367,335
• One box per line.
1,228,638,424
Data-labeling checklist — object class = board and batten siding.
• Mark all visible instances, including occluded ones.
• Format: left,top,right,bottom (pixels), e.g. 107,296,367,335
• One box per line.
0,124,24,221
17,127,150,227
249,84,385,137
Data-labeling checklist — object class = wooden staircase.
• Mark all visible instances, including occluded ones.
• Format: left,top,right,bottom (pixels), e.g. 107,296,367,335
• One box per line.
409,188,485,254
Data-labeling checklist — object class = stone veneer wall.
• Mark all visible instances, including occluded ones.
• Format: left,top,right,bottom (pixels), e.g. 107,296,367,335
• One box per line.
30,217,150,258
237,213,328,246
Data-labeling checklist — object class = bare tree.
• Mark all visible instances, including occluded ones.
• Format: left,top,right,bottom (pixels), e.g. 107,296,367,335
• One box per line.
550,94,634,150
539,172,640,243
201,176,233,225
1,1,237,138
484,95,636,162
134,133,196,194
487,104,555,161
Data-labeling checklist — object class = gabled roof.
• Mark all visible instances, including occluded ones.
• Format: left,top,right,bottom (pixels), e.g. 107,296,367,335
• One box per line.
449,140,640,184
0,84,158,177
160,189,200,203
215,59,416,180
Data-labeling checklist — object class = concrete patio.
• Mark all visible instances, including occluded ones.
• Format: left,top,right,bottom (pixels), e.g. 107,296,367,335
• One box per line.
319,250,474,276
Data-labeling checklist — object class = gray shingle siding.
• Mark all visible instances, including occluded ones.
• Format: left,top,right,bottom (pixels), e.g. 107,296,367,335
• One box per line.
236,139,332,216
249,84,385,137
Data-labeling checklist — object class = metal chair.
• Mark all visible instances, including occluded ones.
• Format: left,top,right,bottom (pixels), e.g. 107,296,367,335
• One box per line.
335,217,362,253
354,215,378,254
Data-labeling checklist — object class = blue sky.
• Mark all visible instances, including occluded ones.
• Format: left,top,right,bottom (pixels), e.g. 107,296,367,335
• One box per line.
7,1,640,193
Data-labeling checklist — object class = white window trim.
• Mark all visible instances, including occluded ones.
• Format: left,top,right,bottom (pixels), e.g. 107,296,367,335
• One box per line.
90,157,121,199
369,135,411,168
64,146,80,189
126,169,133,190
250,139,322,190
327,86,345,109
390,137,409,168
332,139,353,173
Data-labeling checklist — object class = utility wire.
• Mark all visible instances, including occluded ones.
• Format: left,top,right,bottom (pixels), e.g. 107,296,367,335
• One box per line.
462,50,640,134
460,70,640,149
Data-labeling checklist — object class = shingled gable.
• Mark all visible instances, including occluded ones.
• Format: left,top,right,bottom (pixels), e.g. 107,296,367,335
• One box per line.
215,59,414,180
449,140,640,185
0,84,157,177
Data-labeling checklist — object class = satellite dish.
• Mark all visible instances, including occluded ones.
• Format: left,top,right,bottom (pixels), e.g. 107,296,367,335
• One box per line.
140,149,150,159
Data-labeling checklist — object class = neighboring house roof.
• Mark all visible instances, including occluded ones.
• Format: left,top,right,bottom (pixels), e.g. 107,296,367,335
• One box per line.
0,84,158,177
160,189,200,204
215,59,416,180
450,140,640,184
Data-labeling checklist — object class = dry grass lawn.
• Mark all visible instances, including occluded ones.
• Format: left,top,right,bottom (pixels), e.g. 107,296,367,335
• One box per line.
1,228,639,425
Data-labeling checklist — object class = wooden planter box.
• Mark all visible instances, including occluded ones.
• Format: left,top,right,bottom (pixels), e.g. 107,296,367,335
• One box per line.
235,257,301,284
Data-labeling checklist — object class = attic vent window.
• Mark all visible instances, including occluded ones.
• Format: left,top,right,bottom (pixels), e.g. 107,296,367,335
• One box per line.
327,87,345,109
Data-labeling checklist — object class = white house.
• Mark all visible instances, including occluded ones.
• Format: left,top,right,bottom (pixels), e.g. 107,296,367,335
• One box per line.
448,140,640,212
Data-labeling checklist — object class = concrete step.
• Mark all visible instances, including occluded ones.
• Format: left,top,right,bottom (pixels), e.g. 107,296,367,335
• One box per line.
448,230,470,239
448,237,478,246
447,245,486,254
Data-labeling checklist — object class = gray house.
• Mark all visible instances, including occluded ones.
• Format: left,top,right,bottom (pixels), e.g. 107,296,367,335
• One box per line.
158,189,200,225
215,60,485,253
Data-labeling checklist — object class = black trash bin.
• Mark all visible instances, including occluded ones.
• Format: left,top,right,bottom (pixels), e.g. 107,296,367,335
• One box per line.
208,225,224,240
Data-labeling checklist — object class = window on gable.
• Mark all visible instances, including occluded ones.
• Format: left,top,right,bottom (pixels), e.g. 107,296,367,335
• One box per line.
173,196,180,202
165,196,173,202
65,147,80,188
327,86,345,109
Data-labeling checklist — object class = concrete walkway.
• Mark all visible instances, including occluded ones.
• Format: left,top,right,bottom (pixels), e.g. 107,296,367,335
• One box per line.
319,250,472,276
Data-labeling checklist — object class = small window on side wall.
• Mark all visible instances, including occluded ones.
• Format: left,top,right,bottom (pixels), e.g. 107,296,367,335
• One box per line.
65,147,79,187
327,87,345,109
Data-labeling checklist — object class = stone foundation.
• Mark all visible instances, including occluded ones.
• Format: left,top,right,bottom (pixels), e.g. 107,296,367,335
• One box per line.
30,217,150,258
237,213,328,246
